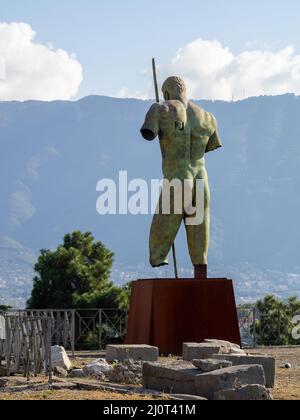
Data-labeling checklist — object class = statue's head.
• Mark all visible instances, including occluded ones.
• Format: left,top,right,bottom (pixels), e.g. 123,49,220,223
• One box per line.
162,76,187,103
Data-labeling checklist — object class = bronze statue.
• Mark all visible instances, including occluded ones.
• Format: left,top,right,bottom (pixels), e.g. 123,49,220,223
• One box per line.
141,76,222,277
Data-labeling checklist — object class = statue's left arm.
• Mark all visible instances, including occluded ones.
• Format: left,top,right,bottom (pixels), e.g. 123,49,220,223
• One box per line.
205,115,222,153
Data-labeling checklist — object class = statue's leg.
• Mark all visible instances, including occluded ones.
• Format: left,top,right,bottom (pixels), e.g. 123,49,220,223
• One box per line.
185,177,211,266
150,192,183,268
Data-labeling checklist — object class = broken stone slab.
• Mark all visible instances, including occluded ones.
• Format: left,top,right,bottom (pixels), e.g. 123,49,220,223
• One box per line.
68,369,86,379
195,365,266,400
143,361,199,395
183,343,221,361
193,359,233,372
50,382,78,390
143,362,266,400
106,345,159,362
212,354,276,388
214,384,273,401
51,346,72,371
83,359,113,379
204,339,244,354
53,366,68,378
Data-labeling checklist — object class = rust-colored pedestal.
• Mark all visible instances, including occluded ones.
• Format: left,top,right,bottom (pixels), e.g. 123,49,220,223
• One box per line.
126,278,241,355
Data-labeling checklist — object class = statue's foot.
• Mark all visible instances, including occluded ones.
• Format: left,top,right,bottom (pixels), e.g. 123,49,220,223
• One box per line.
194,265,207,279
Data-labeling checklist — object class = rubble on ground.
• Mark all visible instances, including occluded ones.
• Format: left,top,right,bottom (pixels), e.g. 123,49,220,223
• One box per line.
141,339,274,400
68,358,143,385
82,359,113,380
53,366,68,378
68,369,86,378
51,346,72,371
46,339,278,401
106,360,143,385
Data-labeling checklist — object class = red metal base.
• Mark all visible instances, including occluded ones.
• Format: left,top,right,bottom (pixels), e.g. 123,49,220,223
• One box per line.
126,278,241,355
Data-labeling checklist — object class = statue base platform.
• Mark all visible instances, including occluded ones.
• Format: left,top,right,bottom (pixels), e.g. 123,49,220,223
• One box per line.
126,278,241,355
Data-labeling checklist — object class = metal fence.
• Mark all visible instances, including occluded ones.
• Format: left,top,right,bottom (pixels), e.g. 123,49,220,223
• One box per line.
237,306,300,347
2,306,298,354
238,307,257,347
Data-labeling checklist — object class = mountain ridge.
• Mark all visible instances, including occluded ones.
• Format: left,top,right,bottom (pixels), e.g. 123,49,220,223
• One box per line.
0,93,299,307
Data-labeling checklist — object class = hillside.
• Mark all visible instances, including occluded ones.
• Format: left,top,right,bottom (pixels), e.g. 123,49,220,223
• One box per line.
0,94,299,307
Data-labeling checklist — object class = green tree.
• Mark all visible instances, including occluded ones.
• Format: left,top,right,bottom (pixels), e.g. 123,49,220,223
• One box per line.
254,295,300,345
0,305,11,312
27,231,122,309
73,283,130,310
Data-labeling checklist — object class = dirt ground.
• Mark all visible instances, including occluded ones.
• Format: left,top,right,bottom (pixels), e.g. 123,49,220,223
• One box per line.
0,389,156,401
273,369,300,400
1,347,300,400
247,347,300,400
247,346,300,368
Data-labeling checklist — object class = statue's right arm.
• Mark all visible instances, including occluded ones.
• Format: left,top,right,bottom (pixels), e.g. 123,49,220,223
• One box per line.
140,103,160,141
205,114,222,153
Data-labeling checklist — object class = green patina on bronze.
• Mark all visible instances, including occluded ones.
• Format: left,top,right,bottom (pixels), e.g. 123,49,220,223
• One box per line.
141,76,222,268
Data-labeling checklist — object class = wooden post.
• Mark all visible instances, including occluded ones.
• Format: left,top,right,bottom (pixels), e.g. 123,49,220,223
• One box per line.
47,317,53,385
71,310,76,358
253,307,257,348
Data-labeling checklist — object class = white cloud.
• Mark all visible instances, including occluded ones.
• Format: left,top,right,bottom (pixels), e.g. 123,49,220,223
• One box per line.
118,38,300,101
0,22,83,101
115,86,150,101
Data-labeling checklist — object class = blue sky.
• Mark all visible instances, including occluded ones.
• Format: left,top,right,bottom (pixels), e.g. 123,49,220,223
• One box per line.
1,0,300,100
